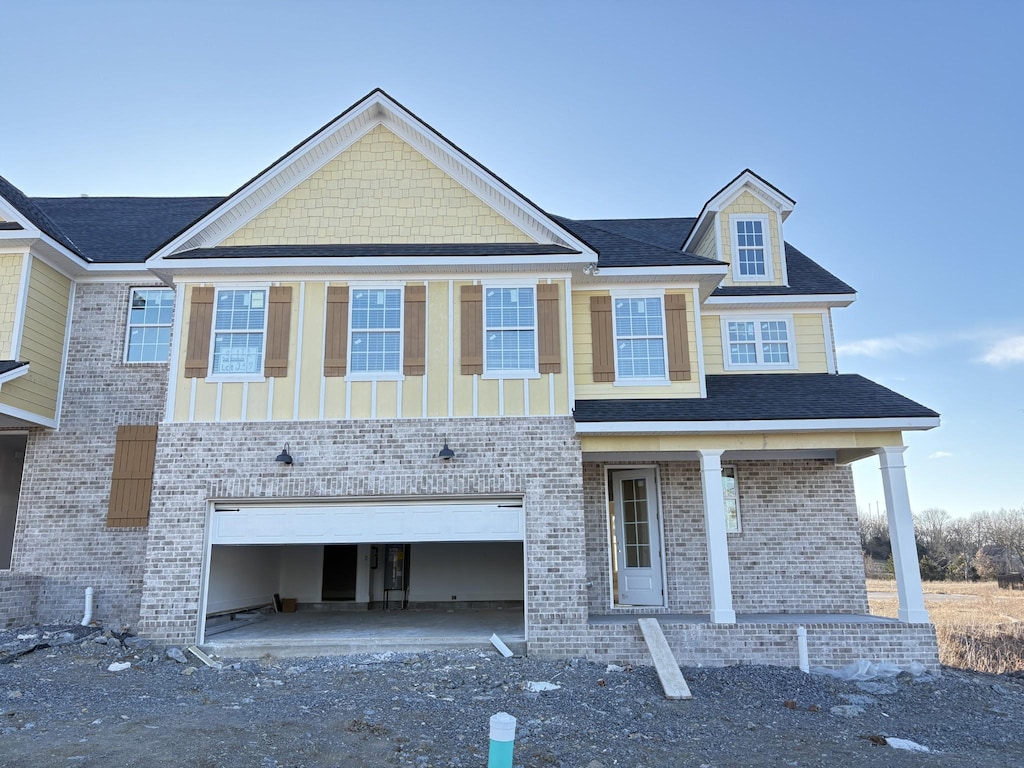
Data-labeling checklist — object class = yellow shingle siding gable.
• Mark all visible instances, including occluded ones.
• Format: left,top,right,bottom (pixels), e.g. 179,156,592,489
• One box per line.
220,125,535,246
0,253,24,359
0,258,71,420
717,190,785,287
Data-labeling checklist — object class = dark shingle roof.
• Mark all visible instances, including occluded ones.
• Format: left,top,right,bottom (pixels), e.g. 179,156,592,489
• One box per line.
711,244,854,296
0,361,28,377
4,191,851,297
32,197,224,263
168,243,579,260
551,216,723,268
0,175,83,257
574,374,938,423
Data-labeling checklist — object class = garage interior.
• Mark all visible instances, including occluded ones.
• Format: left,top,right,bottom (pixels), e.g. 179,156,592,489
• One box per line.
201,531,526,656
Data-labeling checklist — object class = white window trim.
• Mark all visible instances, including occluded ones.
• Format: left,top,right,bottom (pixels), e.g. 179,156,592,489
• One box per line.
720,315,798,371
345,284,406,382
610,290,670,385
482,283,540,379
123,287,174,364
206,285,269,383
723,464,741,534
728,213,773,282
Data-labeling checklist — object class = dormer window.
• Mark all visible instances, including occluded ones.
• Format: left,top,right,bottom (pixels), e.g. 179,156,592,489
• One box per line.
729,214,772,281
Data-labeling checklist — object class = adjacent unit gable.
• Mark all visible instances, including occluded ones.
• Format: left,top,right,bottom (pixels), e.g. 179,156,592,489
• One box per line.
219,124,533,246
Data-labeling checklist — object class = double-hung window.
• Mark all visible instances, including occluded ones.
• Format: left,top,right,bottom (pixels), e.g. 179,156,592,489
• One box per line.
124,288,174,363
484,286,536,376
729,214,772,280
722,465,741,533
349,287,402,376
613,295,667,381
722,316,797,369
210,288,267,377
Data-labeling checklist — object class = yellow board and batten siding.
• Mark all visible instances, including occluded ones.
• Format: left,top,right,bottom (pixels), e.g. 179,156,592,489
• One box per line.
702,312,829,375
0,257,71,421
717,190,784,288
572,289,702,400
172,279,571,423
219,125,534,247
0,253,24,359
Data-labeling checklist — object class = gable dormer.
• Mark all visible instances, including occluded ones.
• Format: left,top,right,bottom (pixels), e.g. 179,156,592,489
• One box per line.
682,170,795,288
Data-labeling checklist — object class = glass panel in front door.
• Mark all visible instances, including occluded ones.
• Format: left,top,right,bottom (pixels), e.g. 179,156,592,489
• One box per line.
621,478,651,568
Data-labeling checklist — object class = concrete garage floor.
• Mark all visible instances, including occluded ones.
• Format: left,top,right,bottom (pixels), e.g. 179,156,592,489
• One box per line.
202,607,526,658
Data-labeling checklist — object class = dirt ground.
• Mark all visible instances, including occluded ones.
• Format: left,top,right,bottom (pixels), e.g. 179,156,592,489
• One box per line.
3,624,1024,767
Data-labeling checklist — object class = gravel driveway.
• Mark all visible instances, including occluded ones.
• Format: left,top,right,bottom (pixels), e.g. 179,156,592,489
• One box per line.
2,624,1022,767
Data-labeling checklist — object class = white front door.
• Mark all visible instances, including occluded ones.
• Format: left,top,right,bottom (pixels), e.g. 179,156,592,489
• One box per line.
612,469,664,606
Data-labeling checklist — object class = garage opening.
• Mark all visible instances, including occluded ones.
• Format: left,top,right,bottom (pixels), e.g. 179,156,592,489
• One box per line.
0,434,27,569
200,500,526,654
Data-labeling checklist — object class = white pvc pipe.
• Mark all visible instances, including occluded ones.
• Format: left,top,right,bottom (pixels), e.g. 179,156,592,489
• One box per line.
796,626,809,673
81,587,94,627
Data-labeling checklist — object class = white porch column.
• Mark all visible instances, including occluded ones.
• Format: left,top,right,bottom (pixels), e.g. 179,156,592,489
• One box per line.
875,446,930,623
699,450,736,623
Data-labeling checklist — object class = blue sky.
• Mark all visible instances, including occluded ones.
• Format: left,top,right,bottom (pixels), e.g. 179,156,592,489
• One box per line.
3,1,1021,516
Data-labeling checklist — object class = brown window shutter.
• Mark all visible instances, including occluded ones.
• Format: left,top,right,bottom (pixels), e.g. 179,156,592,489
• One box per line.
184,286,214,378
264,286,292,378
324,285,349,377
107,425,158,528
460,284,483,375
403,284,427,376
537,283,561,374
590,295,615,382
665,293,692,381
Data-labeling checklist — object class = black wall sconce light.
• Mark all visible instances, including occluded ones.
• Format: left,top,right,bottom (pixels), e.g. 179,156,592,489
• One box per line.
275,443,294,466
437,438,455,462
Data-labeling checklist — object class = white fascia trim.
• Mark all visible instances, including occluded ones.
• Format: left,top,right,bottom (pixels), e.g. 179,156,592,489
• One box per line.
594,266,727,278
10,253,31,359
0,401,57,429
705,293,856,308
149,253,592,273
75,264,160,282
172,270,573,285
0,363,29,385
574,417,940,435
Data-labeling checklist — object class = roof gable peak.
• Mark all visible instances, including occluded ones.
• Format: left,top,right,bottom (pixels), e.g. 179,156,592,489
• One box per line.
682,169,795,253
149,89,594,264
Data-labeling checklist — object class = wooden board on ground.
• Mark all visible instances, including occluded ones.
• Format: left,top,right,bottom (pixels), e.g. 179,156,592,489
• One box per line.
638,617,692,700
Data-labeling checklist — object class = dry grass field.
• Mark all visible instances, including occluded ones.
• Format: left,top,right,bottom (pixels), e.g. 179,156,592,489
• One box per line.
867,578,1024,673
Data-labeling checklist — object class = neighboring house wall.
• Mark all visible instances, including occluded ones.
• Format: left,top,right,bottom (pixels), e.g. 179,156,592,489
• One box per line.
12,281,168,625
0,253,23,358
701,311,830,374
583,459,867,616
171,279,571,422
0,257,72,422
219,125,533,246
138,416,584,648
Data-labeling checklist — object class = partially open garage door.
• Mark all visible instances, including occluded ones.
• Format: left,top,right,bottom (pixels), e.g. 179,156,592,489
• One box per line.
200,499,526,650
210,500,524,545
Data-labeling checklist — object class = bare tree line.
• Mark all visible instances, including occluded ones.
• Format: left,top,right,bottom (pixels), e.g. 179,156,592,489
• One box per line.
859,506,1024,581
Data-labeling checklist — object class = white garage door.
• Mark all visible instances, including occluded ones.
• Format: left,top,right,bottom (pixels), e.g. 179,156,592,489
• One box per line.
209,500,524,545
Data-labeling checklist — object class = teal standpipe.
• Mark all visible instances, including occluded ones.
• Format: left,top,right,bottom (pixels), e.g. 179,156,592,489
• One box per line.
488,712,516,768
